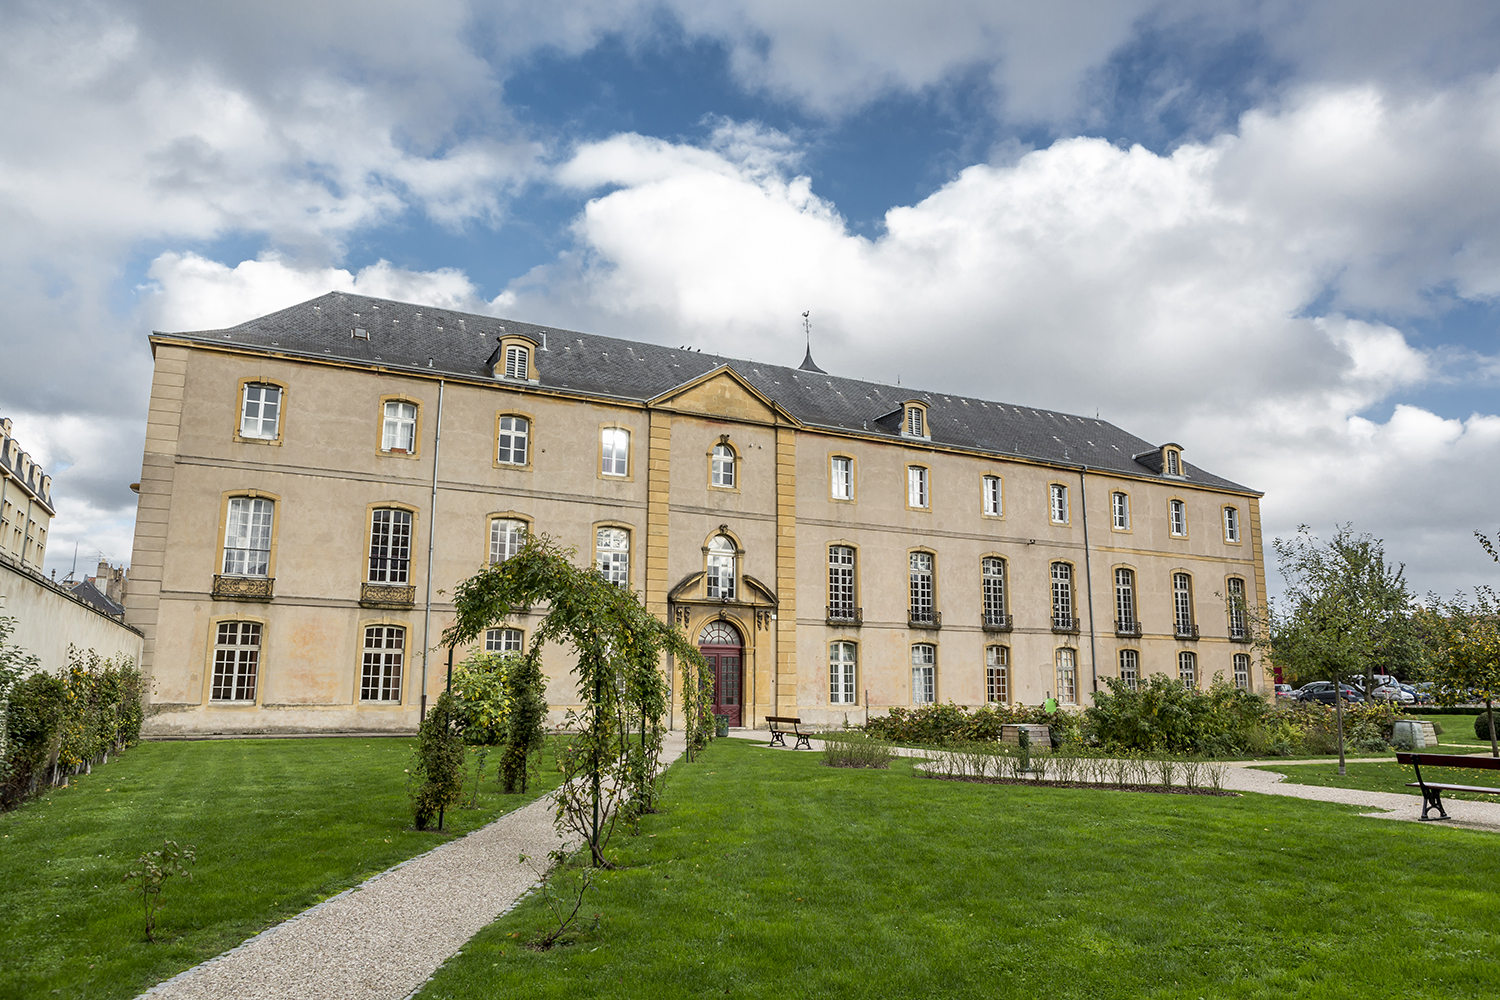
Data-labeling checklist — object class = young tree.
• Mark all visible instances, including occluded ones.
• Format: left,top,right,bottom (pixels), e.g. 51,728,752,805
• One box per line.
442,534,705,867
1416,589,1500,757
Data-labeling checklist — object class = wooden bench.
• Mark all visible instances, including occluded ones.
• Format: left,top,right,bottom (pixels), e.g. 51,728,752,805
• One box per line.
1395,752,1500,821
1000,724,1051,750
766,716,812,750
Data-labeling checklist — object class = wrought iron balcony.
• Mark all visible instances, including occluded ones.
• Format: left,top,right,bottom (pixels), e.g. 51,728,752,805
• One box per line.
1115,618,1142,638
1228,624,1250,643
826,605,863,626
1175,623,1200,640
1052,616,1081,634
212,575,274,602
361,583,417,609
982,612,1014,632
908,608,942,629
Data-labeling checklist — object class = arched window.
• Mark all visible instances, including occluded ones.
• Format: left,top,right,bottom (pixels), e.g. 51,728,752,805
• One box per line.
711,444,735,488
1114,568,1137,634
382,401,417,453
706,535,736,600
1227,577,1247,639
1173,573,1196,638
911,644,935,704
485,628,524,653
1178,650,1197,689
830,641,857,705
909,552,935,625
368,508,413,583
505,344,530,380
981,557,1008,628
1055,648,1077,705
828,545,857,621
1118,649,1139,691
986,645,1009,704
1051,562,1075,631
223,497,274,577
490,518,527,564
361,625,404,702
1233,653,1251,690
597,527,629,587
211,621,261,702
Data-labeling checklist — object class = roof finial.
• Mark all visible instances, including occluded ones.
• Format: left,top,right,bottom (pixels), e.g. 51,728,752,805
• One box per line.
798,310,826,373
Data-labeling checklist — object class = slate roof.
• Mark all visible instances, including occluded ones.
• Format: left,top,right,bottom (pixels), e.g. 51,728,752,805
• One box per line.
71,580,124,617
157,291,1259,494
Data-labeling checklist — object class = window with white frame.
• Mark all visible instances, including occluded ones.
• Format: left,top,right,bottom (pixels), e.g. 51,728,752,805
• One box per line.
1170,499,1187,537
223,497,274,576
1114,567,1136,631
1166,448,1181,476
1178,650,1197,688
981,557,1007,626
1173,573,1195,636
830,456,853,500
983,475,1003,516
908,466,929,508
485,627,524,653
504,344,530,380
1233,652,1250,690
1224,506,1240,542
1051,562,1074,629
828,545,856,620
909,552,935,624
1112,491,1130,530
489,518,527,564
706,535,736,600
382,401,417,453
1055,648,1077,704
911,644,935,704
906,406,925,437
1118,648,1139,691
601,427,629,477
711,444,735,488
986,645,1009,704
211,621,261,702
1227,577,1247,639
368,508,412,584
1050,483,1069,524
361,625,404,702
830,641,857,705
240,383,281,440
497,415,529,465
596,527,629,587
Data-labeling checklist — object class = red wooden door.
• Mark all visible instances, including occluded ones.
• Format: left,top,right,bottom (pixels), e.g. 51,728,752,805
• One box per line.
698,621,743,728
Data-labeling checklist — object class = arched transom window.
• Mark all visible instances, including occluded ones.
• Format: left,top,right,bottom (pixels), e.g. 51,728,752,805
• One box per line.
706,535,737,600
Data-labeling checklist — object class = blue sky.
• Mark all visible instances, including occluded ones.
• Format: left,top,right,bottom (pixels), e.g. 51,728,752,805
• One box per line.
5,1,1500,597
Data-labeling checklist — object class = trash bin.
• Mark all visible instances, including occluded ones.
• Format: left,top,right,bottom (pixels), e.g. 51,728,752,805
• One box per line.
715,714,730,738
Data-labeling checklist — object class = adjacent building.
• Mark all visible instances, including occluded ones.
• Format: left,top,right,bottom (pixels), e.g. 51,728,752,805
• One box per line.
128,292,1266,734
1,416,53,570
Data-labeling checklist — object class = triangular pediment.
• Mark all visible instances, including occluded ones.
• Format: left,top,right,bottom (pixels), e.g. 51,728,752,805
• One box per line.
648,366,798,426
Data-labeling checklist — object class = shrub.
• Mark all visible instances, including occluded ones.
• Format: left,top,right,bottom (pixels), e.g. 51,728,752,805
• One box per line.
820,732,896,768
1476,710,1500,742
499,653,547,794
862,702,1078,747
1084,675,1267,755
410,692,466,830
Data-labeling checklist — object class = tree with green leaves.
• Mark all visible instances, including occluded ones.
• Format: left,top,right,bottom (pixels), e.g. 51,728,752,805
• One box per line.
443,533,706,868
1416,588,1500,757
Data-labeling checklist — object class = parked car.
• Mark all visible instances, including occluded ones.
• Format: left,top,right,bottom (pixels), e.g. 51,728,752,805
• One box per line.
1274,683,1294,700
1371,683,1415,704
1294,682,1366,705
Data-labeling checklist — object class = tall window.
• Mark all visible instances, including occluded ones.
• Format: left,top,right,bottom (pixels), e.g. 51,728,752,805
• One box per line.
1166,448,1181,476
485,628,524,653
911,644,935,704
1173,573,1195,637
706,535,736,600
906,406,925,437
497,415,529,465
1233,652,1250,690
211,621,261,702
1226,577,1247,639
504,344,530,380
601,427,629,477
1224,506,1240,542
1112,491,1130,530
1114,568,1137,632
596,527,629,587
223,497,274,576
1050,483,1069,524
1178,650,1197,689
830,456,853,500
909,552,935,624
828,545,856,620
489,518,526,564
1118,648,1139,691
711,444,735,488
240,383,281,440
361,625,404,702
981,557,1007,626
1055,648,1077,705
986,645,1009,704
830,641,857,705
982,475,1003,516
1170,499,1187,537
908,466,929,508
368,509,412,584
1051,562,1074,630
381,401,417,453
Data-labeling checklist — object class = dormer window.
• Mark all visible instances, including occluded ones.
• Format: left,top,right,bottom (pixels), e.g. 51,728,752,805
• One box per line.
1163,446,1183,477
505,345,529,380
906,406,924,436
490,334,541,382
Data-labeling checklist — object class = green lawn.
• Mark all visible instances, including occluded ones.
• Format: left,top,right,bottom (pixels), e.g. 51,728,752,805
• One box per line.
0,736,561,1000
1412,713,1498,749
1250,760,1500,804
419,740,1500,1000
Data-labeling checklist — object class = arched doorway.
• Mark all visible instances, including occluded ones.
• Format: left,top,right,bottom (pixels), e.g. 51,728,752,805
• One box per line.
698,619,743,728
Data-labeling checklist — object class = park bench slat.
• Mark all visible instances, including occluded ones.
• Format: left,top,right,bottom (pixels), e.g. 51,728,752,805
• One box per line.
765,716,811,751
1395,751,1500,820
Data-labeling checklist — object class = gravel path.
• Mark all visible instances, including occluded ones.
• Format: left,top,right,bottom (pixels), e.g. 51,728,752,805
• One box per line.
138,731,686,1000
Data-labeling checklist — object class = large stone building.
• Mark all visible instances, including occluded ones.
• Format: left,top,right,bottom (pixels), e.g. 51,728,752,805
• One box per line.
128,292,1266,734
1,416,53,571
